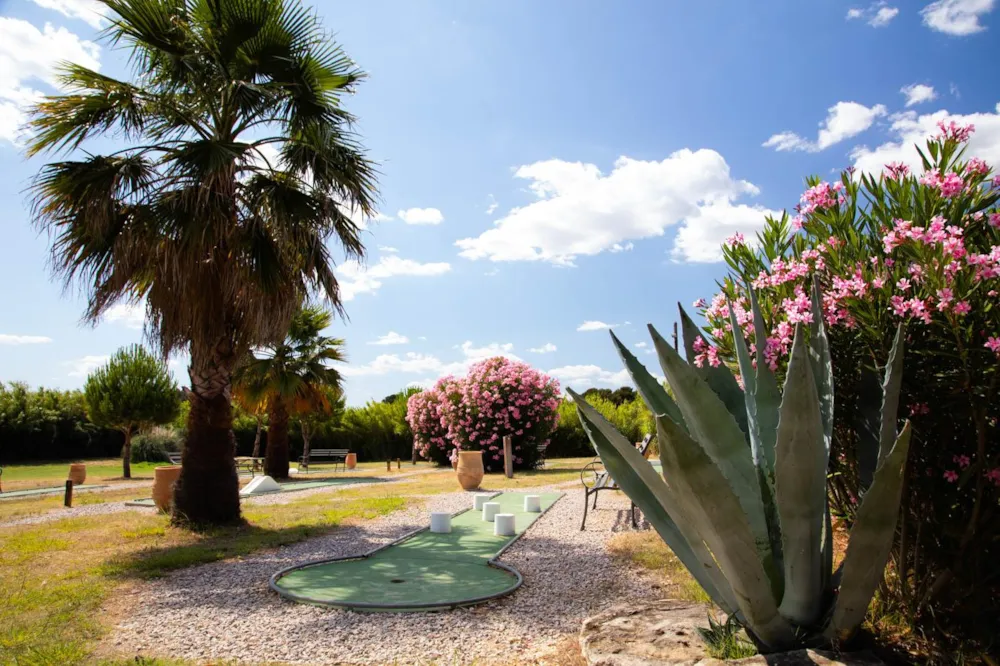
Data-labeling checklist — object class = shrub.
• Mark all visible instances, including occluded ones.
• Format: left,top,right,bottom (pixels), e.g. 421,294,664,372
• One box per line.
694,123,999,655
546,399,592,458
406,385,454,465
130,427,183,463
407,357,560,472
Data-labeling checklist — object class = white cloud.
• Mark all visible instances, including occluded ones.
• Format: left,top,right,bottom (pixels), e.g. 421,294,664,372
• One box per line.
342,340,519,379
846,8,865,19
901,83,938,107
66,354,108,378
610,242,634,253
764,101,887,153
486,194,498,215
455,150,766,265
547,364,630,389
528,343,557,354
0,18,101,145
0,334,52,344
373,212,394,222
846,2,900,26
921,0,995,35
634,341,647,348
852,103,1000,176
672,201,778,263
397,207,444,225
378,245,399,253
577,320,615,332
369,331,409,346
28,0,106,29
104,302,145,329
336,256,451,301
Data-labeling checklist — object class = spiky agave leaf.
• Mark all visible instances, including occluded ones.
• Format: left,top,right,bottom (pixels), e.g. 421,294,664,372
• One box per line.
807,276,835,595
571,391,738,614
774,324,827,627
749,288,781,481
609,330,686,431
878,325,906,468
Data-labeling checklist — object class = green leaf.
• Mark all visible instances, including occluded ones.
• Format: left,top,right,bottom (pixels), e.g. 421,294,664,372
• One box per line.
610,330,686,431
773,325,827,627
878,325,905,467
570,391,737,614
855,367,883,494
649,324,779,597
656,414,794,650
749,289,780,480
808,276,834,456
679,305,749,441
826,422,912,642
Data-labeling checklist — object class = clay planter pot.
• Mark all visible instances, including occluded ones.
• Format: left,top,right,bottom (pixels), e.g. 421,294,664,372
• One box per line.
152,465,182,513
345,453,357,470
456,450,484,490
68,463,86,485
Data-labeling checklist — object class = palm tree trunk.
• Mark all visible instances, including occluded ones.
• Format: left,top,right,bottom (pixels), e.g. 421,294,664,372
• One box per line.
265,397,290,479
301,421,312,470
122,427,132,479
251,416,263,459
172,338,242,526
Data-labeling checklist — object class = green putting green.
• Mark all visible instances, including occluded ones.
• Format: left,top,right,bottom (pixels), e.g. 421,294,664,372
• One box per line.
270,491,562,611
0,484,107,500
124,477,381,507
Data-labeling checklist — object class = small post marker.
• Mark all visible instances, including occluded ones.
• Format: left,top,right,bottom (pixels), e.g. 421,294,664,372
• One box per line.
503,436,513,479
396,458,401,470
386,460,391,472
64,480,73,508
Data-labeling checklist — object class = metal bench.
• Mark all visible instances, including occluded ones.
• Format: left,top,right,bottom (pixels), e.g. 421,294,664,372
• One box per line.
166,453,263,477
579,433,653,530
299,448,350,473
167,452,182,465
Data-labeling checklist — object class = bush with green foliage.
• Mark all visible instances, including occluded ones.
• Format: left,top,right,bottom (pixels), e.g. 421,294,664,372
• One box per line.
130,426,183,463
546,393,655,459
83,345,180,478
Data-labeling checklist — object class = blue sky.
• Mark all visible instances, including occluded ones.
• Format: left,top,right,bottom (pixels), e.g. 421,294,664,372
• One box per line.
1,0,999,405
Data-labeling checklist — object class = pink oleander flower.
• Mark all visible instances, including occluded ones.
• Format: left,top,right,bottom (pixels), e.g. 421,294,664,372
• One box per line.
886,162,910,180
693,298,707,308
800,182,838,215
953,454,971,469
909,402,930,416
939,172,965,198
936,120,975,143
986,336,1000,354
943,470,959,483
953,301,972,316
965,157,989,177
726,232,746,246
987,468,1000,487
989,213,1000,230
936,288,954,311
896,278,911,291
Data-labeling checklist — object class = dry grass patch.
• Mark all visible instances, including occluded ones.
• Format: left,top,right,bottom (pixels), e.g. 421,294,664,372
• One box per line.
606,530,709,603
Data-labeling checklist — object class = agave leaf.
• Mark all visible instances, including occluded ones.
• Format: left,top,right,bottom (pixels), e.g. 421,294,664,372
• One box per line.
679,305,749,442
610,330,686,431
821,502,834,596
826,422,912,642
855,367,883,494
570,390,737,614
774,324,827,627
749,289,780,480
878,326,905,467
808,276,834,456
656,414,794,650
650,324,780,597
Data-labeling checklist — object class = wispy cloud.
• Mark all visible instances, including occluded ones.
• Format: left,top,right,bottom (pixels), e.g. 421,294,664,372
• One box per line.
369,331,409,346
397,207,444,225
0,334,52,344
528,343,557,354
577,320,615,332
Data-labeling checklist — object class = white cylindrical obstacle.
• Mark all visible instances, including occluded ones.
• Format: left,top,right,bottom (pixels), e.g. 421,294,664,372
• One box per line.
482,501,501,522
494,513,515,536
473,493,493,511
430,512,452,533
523,495,541,513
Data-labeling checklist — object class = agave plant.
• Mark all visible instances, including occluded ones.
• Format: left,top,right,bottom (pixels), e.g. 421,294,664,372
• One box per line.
570,279,910,652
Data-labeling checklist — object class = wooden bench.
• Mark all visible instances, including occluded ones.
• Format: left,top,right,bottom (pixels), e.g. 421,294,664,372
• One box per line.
166,453,264,477
579,433,653,530
299,449,350,473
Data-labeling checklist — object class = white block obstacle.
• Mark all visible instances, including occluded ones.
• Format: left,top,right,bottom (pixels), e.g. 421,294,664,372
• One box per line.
482,501,501,522
524,495,541,512
240,475,281,496
494,513,516,536
473,494,493,511
430,512,452,533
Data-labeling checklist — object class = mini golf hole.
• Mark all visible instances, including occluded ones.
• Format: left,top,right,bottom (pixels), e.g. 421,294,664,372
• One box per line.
390,578,405,584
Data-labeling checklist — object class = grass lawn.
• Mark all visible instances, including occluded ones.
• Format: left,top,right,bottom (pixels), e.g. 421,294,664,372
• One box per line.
0,456,593,665
1,459,166,490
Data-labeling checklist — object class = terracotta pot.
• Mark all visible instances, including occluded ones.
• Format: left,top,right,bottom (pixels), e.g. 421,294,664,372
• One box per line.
345,453,357,470
152,465,182,513
68,463,86,485
456,451,484,490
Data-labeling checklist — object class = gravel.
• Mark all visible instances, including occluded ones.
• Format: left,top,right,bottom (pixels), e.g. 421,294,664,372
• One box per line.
105,487,663,665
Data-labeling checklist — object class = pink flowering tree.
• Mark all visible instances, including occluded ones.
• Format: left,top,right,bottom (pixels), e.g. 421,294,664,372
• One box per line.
405,385,453,465
694,122,999,649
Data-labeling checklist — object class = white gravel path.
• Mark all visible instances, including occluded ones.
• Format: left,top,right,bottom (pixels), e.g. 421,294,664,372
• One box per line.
105,487,662,665
0,501,155,528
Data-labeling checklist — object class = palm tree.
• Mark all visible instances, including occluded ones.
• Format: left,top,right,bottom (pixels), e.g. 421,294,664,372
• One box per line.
26,0,377,525
236,305,346,478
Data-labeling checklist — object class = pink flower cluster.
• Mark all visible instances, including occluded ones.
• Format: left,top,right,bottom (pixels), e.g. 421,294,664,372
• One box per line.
935,120,975,143
800,181,844,215
405,381,455,463
407,357,561,472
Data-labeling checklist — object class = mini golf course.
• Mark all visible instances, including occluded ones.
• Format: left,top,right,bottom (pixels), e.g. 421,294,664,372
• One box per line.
270,491,563,612
124,477,383,507
0,484,108,500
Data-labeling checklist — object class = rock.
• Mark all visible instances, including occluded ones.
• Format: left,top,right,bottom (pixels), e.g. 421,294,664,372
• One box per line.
579,601,882,666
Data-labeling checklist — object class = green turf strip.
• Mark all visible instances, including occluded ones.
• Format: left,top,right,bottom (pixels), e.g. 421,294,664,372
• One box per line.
0,484,107,500
271,491,562,610
124,477,380,507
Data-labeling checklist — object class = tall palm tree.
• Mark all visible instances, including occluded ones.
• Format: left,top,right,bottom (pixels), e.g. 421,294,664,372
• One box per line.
236,305,345,478
26,0,377,525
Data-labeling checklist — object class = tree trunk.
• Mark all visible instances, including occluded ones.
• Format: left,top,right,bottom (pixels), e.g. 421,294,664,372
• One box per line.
265,397,290,479
172,338,242,526
122,427,132,479
301,421,312,471
251,416,263,459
